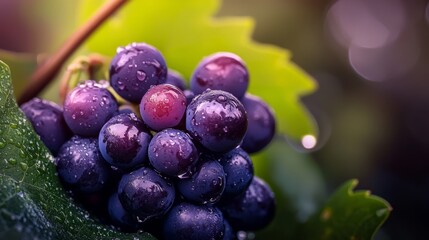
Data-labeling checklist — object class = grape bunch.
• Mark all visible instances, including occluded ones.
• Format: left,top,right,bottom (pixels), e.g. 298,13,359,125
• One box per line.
21,42,277,240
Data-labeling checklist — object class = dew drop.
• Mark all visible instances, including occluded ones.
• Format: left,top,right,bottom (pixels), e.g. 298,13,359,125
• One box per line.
137,70,147,81
19,162,28,171
8,158,17,165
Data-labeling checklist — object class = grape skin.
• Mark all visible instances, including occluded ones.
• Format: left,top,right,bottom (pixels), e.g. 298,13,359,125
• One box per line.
240,93,276,154
55,136,111,193
166,69,187,91
190,52,249,99
148,128,199,178
218,147,254,199
118,167,175,223
186,89,248,153
177,159,226,204
162,202,225,240
21,98,71,156
98,113,152,169
110,42,168,103
220,176,276,231
140,84,187,131
63,80,118,137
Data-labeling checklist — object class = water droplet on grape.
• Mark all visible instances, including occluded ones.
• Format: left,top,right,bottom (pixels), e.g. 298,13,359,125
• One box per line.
137,70,147,81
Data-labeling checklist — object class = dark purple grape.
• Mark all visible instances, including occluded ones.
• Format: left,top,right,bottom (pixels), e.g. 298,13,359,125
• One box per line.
110,42,167,103
223,219,235,240
177,160,226,204
184,89,196,105
148,128,199,178
20,98,71,155
166,69,186,90
108,193,139,231
221,176,275,231
190,52,249,99
162,202,225,240
63,80,118,137
55,136,111,193
218,148,254,198
241,93,276,153
140,84,187,131
118,167,175,222
98,113,151,169
186,90,247,153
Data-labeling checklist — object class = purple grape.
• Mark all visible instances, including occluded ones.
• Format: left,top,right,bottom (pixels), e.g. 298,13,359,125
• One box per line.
148,128,199,178
98,113,152,169
190,52,249,99
186,90,247,153
162,202,225,240
177,160,226,204
184,89,196,105
20,98,71,155
118,167,175,222
110,42,167,103
63,80,118,137
241,93,276,153
140,84,187,131
108,193,139,231
55,136,111,193
221,176,275,231
166,69,186,90
223,219,235,240
218,148,254,198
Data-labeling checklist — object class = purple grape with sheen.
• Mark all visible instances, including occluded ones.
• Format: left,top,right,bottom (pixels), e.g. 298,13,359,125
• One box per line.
177,160,226,204
166,69,186,90
110,42,167,103
221,176,275,231
21,98,71,155
56,136,111,193
108,193,139,231
190,52,249,99
140,84,187,131
63,80,118,137
241,93,276,153
98,113,151,169
148,128,199,178
162,202,225,240
218,148,254,198
186,90,247,153
118,167,175,222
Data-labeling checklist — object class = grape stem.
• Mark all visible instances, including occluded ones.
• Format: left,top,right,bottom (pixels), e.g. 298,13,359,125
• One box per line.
17,0,129,105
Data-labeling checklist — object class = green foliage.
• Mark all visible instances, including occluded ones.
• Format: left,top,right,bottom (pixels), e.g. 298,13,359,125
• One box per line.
304,180,392,240
0,61,154,240
78,0,317,142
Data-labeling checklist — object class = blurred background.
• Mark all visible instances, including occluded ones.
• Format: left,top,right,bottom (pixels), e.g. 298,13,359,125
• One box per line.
1,0,429,239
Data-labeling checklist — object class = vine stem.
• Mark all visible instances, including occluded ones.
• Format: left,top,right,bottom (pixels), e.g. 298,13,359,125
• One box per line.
18,0,129,105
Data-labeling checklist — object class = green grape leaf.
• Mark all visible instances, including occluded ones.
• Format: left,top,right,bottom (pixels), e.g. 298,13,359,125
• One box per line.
0,61,154,240
303,179,392,240
78,0,318,143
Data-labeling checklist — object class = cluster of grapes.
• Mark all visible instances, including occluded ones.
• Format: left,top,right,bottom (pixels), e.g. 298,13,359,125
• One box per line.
21,42,276,240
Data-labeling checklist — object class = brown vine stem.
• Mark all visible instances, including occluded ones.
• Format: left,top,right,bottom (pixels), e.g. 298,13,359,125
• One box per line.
18,0,129,105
